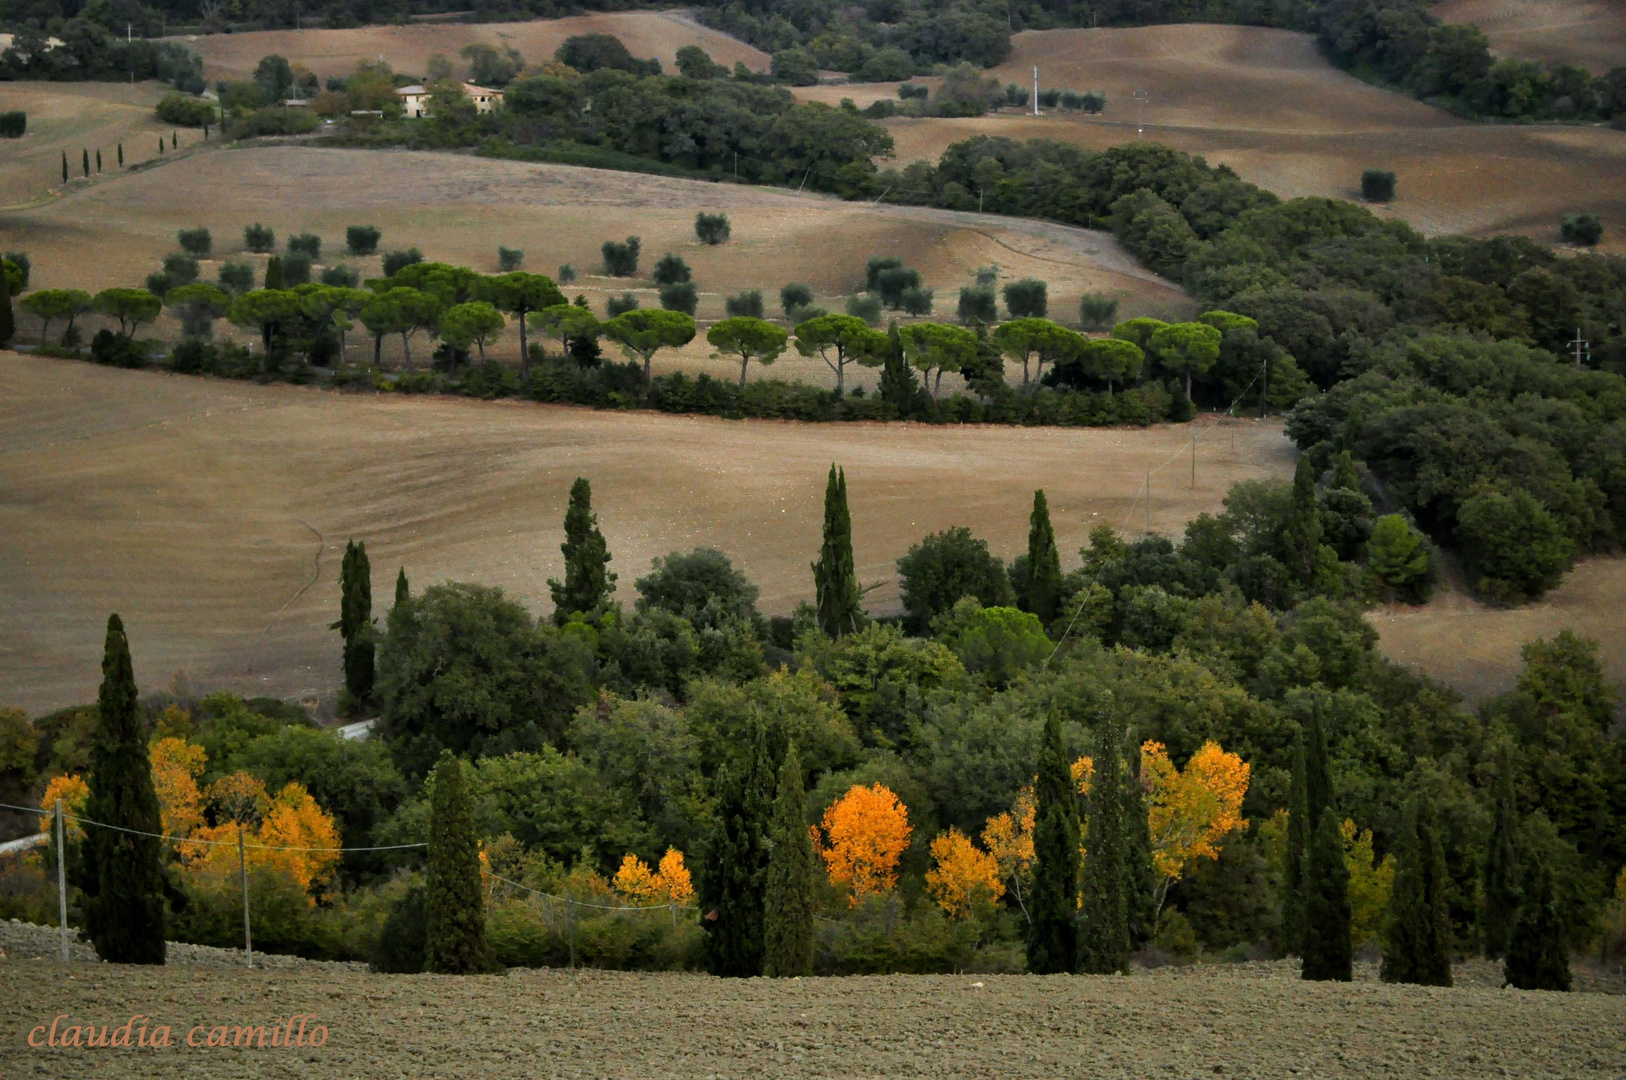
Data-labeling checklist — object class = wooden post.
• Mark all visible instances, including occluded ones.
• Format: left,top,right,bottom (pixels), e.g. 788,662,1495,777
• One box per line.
239,826,252,969
56,799,68,964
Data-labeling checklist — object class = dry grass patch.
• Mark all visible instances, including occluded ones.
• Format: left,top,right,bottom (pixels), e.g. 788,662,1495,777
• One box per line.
0,81,193,207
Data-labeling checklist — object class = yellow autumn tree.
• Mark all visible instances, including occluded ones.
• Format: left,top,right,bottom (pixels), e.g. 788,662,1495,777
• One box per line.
37,774,90,840
982,786,1035,916
1343,819,1396,949
185,771,342,901
613,848,694,904
149,736,207,845
614,853,659,901
1142,740,1250,908
818,784,911,904
657,848,694,904
926,827,1004,917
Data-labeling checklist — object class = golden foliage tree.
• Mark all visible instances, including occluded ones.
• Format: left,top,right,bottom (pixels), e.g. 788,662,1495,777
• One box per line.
982,787,1035,919
1141,740,1250,908
657,848,694,904
148,736,206,843
37,774,90,841
817,783,911,903
926,827,1004,917
1344,818,1396,950
613,848,694,904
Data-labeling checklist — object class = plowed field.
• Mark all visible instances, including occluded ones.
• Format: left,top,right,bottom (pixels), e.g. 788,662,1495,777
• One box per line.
1433,0,1626,73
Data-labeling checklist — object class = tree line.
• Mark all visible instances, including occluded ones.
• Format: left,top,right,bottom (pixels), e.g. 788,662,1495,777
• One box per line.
6,465,1622,981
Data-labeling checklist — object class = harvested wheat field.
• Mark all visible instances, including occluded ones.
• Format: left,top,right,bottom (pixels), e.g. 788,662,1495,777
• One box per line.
167,11,771,84
1433,0,1626,73
2,144,1190,374
0,351,1291,715
0,82,196,208
2,929,1623,1080
871,25,1626,251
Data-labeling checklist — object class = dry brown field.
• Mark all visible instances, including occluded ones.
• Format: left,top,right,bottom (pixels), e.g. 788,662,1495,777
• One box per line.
2,930,1623,1080
0,82,198,208
166,11,771,83
2,144,1191,374
852,25,1626,251
0,350,1293,716
1433,0,1626,73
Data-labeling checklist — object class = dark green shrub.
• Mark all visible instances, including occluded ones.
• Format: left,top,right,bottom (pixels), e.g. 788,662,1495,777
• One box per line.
957,286,997,324
320,264,360,287
162,252,199,285
1560,212,1603,246
901,286,934,315
846,293,883,324
288,232,321,259
1003,277,1047,318
244,223,275,253
602,236,641,276
281,252,312,286
695,212,730,245
724,290,764,318
1361,169,1397,202
652,252,691,286
0,111,24,138
606,292,639,317
177,227,211,256
1455,489,1574,603
370,883,428,972
218,261,254,294
155,93,216,126
770,48,819,86
1079,293,1118,329
875,265,920,309
659,281,698,315
557,263,576,284
382,248,423,276
899,83,929,101
781,283,814,318
498,246,524,271
346,225,381,255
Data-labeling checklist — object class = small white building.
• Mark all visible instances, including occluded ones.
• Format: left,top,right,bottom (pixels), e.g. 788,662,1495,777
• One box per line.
395,82,504,118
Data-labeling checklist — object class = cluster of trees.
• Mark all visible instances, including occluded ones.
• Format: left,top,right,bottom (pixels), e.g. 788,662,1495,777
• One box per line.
8,468,1621,981
0,21,204,90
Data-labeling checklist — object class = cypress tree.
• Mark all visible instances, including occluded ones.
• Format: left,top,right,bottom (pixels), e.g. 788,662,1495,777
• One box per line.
79,614,168,964
264,255,284,290
1025,489,1062,625
811,464,863,638
1122,738,1158,950
158,137,164,154
1301,805,1353,981
96,148,102,172
878,322,913,417
394,566,410,609
61,150,68,183
763,743,816,977
118,143,124,166
1026,713,1079,973
1283,454,1324,584
333,540,375,710
1381,787,1453,986
700,720,776,976
1282,731,1309,955
424,752,491,973
1482,740,1521,959
0,269,13,348
1078,724,1131,974
1503,858,1571,991
548,476,616,623
82,148,89,177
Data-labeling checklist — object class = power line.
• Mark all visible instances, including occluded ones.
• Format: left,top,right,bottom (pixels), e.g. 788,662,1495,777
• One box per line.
0,801,425,852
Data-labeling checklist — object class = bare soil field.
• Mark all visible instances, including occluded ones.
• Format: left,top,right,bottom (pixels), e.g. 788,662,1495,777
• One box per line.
1433,0,1626,73
0,82,194,208
0,351,1292,716
1,144,1191,372
865,25,1626,251
3,929,1623,1080
167,11,771,83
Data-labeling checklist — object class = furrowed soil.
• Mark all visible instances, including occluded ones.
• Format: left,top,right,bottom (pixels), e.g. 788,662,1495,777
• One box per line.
1433,0,1626,74
166,11,771,83
2,924,1623,1080
854,25,1626,252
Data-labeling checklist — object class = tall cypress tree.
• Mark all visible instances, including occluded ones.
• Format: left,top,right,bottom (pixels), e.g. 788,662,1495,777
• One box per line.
1381,787,1453,986
61,150,68,183
1283,454,1324,584
1282,732,1309,955
424,752,491,973
1122,738,1158,950
0,265,13,348
1078,723,1131,974
1027,713,1080,974
878,321,918,418
333,539,374,710
1482,740,1521,959
1503,858,1571,991
79,614,168,964
811,464,863,638
1298,703,1352,981
1025,489,1062,626
548,477,615,623
700,720,776,977
82,148,89,177
763,743,816,977
394,566,410,609
264,255,284,290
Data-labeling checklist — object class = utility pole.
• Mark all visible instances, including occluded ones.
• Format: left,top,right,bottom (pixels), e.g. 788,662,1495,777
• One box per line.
1191,430,1197,488
238,825,252,969
1567,328,1590,368
1032,65,1039,117
55,799,68,964
1144,472,1151,536
1134,89,1149,139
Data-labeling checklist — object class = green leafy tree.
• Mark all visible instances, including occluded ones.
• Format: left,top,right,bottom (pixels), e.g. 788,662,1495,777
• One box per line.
483,272,564,373
602,308,696,383
1026,489,1062,626
695,211,731,244
1027,712,1080,974
700,720,776,976
1078,293,1118,330
1381,787,1453,986
232,288,301,354
635,547,760,631
1455,489,1573,603
438,301,505,363
1149,322,1222,400
1078,724,1131,974
1283,455,1324,586
992,317,1083,389
812,464,864,638
92,287,162,338
78,614,167,964
346,225,381,255
333,539,375,711
763,743,816,977
940,601,1051,689
424,752,492,973
163,282,230,338
359,287,441,367
19,288,92,345
895,526,1011,633
1002,277,1047,319
549,477,616,622
900,320,979,398
1367,514,1433,602
1482,740,1521,959
1503,858,1571,991
707,316,788,387
793,314,887,397
531,303,599,360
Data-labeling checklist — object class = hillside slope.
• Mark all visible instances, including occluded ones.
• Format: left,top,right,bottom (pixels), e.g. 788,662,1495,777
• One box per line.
1432,0,1626,74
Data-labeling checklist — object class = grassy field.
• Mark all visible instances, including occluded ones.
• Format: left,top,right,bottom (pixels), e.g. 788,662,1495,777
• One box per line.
2,934,1622,1079
851,25,1626,252
0,350,1293,716
1433,0,1626,73
167,11,771,83
3,144,1191,374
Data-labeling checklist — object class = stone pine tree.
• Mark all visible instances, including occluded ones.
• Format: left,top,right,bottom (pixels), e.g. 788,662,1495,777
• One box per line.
811,464,863,638
1025,489,1062,626
548,477,615,623
1381,787,1453,986
700,720,776,977
1503,858,1571,991
394,566,410,609
1481,740,1521,959
1122,740,1158,950
763,743,816,977
1298,703,1352,981
78,614,168,964
424,752,491,974
1078,723,1131,974
1283,454,1324,585
1027,713,1080,974
333,539,375,711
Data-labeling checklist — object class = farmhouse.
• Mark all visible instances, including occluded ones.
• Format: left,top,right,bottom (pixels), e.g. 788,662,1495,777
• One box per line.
395,82,504,118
